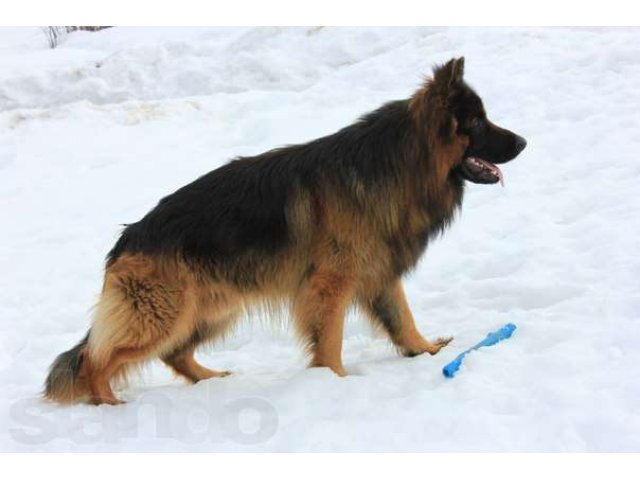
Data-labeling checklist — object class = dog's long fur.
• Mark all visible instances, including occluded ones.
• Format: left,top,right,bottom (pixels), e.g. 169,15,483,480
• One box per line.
45,57,525,405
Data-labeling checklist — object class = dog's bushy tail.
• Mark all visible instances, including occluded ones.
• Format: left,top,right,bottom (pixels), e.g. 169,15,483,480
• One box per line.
44,331,90,404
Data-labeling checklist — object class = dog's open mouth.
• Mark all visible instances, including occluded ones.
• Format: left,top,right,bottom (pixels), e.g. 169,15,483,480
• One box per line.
460,157,504,186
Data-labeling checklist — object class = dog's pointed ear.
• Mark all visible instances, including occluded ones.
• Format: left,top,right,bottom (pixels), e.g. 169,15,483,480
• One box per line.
450,56,464,87
433,57,465,92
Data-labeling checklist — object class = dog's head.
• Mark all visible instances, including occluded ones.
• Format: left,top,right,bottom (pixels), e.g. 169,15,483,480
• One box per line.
427,57,527,185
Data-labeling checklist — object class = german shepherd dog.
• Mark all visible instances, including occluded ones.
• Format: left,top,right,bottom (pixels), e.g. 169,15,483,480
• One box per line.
45,57,526,405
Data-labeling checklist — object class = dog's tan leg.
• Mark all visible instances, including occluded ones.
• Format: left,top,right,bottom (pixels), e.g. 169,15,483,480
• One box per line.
294,270,352,377
86,253,200,405
85,347,151,405
161,343,231,383
360,279,452,357
84,353,123,406
160,292,241,383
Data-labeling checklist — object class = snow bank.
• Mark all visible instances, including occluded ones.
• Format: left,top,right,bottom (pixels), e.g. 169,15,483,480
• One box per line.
1,27,639,452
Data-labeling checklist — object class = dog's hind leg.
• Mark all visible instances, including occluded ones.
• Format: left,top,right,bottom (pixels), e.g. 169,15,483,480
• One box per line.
294,269,353,377
160,320,236,383
161,344,231,383
85,254,198,405
359,279,452,357
85,346,151,405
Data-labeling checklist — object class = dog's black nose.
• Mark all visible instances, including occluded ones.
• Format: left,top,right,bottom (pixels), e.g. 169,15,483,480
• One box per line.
514,135,527,154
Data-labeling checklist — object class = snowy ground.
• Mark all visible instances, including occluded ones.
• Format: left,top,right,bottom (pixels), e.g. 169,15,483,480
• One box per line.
1,27,639,452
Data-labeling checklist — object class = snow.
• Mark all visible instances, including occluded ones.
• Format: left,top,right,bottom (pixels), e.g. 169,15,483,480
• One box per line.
1,26,639,452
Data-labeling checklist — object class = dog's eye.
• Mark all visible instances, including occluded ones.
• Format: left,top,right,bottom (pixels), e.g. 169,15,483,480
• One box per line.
470,118,485,132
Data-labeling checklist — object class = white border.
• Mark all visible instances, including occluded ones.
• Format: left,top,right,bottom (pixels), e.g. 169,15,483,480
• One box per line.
1,0,639,26
1,453,640,477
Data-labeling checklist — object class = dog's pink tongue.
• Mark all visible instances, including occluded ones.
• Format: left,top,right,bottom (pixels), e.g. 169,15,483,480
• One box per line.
477,158,504,187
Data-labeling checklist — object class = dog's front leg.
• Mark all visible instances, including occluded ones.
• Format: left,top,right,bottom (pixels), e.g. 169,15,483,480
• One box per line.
294,269,353,376
361,279,452,357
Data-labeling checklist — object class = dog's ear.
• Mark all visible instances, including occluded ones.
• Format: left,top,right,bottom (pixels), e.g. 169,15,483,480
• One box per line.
450,56,465,87
424,57,466,140
433,57,465,93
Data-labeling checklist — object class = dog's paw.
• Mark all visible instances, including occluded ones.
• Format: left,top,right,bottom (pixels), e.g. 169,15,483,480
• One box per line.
404,336,453,357
427,336,453,355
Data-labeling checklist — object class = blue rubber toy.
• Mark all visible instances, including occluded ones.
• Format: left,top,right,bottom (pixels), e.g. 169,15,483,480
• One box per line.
442,323,517,378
